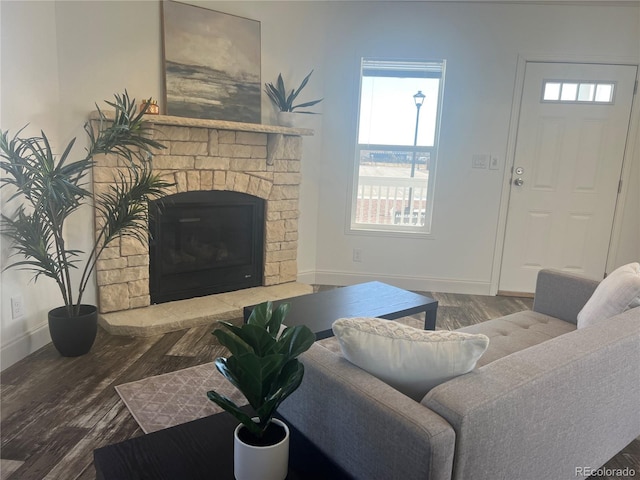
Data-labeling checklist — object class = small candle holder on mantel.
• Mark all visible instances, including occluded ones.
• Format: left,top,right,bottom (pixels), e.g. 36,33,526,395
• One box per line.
140,99,160,115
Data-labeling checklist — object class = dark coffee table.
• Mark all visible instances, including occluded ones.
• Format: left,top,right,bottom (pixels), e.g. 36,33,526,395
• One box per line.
244,281,438,340
93,407,350,480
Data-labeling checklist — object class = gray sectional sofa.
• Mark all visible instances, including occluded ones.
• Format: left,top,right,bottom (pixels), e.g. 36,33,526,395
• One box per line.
279,270,640,480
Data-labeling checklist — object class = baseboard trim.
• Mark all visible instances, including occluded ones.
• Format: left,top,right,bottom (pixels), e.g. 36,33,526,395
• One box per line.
1,322,51,371
498,290,535,298
296,270,316,286
312,270,492,295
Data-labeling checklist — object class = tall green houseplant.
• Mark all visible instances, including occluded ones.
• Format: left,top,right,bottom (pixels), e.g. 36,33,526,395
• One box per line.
0,91,171,320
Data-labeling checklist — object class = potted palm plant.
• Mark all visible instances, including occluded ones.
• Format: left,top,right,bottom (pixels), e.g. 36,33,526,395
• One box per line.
0,91,172,357
264,70,323,127
207,301,315,480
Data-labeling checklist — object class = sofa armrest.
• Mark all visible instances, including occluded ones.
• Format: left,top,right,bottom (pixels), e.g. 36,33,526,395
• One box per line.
278,342,456,480
532,269,599,323
424,308,640,480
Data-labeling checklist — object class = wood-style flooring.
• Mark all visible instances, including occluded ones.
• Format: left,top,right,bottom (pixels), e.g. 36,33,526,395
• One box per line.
1,289,638,479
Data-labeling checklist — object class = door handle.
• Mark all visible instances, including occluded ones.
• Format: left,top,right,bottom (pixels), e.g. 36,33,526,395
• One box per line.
514,178,524,186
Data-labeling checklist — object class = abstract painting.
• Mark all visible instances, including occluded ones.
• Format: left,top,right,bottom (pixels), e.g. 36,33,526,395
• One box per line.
162,1,261,123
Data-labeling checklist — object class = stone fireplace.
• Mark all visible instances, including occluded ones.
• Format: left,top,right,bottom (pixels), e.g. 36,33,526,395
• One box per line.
92,113,312,315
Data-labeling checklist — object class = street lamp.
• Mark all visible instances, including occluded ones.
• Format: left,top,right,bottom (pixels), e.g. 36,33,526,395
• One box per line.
406,90,425,216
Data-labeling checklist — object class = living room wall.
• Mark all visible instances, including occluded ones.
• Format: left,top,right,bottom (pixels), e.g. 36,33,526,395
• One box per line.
1,0,68,369
310,1,639,293
1,0,638,369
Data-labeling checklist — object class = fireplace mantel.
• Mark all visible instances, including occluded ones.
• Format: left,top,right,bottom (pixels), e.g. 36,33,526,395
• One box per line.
90,111,314,136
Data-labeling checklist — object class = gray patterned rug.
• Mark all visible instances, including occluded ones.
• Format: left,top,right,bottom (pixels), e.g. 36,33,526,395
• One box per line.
116,336,344,433
115,362,246,433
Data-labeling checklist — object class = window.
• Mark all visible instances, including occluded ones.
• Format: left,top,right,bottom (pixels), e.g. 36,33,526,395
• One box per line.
542,80,615,104
350,58,445,234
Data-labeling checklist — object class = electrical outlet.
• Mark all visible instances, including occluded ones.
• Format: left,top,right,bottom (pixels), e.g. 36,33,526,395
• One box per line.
352,248,363,262
11,295,25,319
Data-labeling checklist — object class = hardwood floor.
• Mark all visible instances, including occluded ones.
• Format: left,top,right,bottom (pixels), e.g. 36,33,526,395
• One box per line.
1,290,638,479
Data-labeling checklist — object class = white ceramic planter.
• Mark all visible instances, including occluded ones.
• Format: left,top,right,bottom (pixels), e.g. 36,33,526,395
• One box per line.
277,111,297,127
233,418,290,480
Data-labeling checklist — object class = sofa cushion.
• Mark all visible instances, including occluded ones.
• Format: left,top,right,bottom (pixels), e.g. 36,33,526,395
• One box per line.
577,262,640,329
332,317,489,400
456,311,575,367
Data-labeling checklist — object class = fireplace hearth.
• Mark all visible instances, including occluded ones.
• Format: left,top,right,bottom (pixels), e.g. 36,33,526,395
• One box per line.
149,191,265,304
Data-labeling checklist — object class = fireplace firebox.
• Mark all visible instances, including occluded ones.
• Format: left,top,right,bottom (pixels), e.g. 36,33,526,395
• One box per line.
149,191,265,304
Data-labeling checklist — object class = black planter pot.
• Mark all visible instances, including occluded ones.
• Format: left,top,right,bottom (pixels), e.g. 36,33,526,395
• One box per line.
48,304,98,357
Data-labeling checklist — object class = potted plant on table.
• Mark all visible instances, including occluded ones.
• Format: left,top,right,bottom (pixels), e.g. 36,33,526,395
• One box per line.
264,70,323,127
207,301,315,480
0,91,171,357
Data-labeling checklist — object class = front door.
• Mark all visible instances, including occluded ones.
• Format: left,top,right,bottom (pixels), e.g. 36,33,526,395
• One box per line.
499,62,637,294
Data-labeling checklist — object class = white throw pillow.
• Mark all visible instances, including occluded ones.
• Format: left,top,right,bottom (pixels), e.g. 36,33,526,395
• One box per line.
577,262,640,329
332,317,489,401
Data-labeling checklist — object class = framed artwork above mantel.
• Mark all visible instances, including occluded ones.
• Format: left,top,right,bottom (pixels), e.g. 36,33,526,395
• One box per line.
161,1,261,123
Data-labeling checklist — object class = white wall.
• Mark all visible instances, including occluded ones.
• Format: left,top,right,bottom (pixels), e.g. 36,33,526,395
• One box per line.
312,2,640,292
611,116,640,268
1,1,64,369
1,1,638,369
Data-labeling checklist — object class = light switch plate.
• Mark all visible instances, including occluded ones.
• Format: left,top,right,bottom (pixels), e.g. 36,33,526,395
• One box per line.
472,154,489,169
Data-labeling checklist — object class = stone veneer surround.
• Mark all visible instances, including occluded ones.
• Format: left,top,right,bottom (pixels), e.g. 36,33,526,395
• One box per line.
91,113,312,314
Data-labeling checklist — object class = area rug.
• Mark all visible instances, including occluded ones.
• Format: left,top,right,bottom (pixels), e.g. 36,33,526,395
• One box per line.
116,337,342,433
115,362,246,433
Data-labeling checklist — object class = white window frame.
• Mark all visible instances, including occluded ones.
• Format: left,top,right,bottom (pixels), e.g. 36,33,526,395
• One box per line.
349,58,446,235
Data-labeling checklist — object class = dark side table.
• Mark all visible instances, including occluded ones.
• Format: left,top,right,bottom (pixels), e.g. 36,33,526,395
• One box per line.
94,408,351,480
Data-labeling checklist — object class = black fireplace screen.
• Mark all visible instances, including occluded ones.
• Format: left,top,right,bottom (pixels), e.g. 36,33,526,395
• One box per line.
149,191,264,304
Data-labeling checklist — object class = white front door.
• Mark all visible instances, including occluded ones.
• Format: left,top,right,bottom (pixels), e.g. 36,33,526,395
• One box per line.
499,62,637,294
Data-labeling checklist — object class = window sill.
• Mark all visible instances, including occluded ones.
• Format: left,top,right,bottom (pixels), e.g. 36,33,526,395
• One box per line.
347,225,435,239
